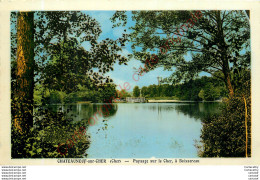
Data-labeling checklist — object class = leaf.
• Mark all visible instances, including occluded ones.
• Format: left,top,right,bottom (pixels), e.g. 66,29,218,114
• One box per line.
37,148,42,153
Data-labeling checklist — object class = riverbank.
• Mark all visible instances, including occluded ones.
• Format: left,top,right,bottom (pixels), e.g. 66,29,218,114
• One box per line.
148,100,195,103
44,99,223,105
147,100,223,103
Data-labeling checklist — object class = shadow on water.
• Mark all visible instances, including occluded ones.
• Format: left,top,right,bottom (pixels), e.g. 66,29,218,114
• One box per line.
47,103,118,121
93,103,118,118
145,102,223,121
48,102,221,122
45,102,222,158
174,102,224,121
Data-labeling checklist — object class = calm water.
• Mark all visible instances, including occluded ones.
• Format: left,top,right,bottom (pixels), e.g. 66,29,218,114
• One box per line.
50,102,222,158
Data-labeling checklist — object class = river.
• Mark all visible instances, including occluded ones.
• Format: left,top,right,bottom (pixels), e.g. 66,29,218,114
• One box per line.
49,102,222,158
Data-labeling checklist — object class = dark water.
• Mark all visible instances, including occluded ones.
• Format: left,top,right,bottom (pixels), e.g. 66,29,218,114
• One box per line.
49,102,222,158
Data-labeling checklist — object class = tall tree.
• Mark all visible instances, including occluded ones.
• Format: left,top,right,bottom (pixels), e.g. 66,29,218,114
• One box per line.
33,11,128,94
112,10,250,96
117,89,131,98
11,11,128,132
133,86,140,97
141,86,148,97
13,12,34,134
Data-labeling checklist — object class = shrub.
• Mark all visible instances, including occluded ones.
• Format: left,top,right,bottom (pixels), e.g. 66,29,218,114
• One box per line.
198,79,251,157
11,107,90,158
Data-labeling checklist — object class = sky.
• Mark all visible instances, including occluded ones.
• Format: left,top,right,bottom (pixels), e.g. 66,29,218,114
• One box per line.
10,11,249,92
82,11,208,91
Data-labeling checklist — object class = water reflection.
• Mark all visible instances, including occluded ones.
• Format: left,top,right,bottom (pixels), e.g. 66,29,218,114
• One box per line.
93,103,118,118
85,103,223,158
141,102,222,121
48,103,118,122
174,102,223,120
48,102,222,158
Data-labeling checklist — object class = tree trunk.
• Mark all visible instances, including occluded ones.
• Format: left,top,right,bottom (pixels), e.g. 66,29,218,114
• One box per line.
223,66,234,97
216,11,234,97
14,12,34,134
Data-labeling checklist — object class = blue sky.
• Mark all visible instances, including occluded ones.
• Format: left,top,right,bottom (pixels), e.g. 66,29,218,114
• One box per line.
82,11,208,91
82,11,175,91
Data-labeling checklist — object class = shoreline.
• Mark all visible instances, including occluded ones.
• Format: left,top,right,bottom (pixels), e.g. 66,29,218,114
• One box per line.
147,100,222,103
43,100,223,106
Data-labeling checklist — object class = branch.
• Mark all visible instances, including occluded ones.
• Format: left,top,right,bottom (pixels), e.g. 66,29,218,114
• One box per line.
202,69,225,81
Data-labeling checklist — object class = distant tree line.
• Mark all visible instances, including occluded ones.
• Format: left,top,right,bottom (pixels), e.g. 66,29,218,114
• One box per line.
137,76,228,101
34,83,117,104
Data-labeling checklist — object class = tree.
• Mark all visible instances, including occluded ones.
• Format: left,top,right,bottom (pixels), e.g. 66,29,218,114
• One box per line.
199,72,251,157
34,11,128,94
141,86,149,97
146,85,158,97
198,89,205,100
99,84,117,102
117,89,131,98
11,10,128,116
112,10,250,96
157,85,163,97
11,11,128,98
11,11,128,157
133,86,140,97
198,83,221,101
13,12,34,134
161,84,172,97
139,76,225,100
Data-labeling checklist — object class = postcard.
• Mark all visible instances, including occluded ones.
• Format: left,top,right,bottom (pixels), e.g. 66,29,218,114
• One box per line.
0,0,260,165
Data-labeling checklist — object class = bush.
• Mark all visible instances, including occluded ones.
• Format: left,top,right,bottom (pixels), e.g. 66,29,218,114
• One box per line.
198,79,251,157
11,107,90,158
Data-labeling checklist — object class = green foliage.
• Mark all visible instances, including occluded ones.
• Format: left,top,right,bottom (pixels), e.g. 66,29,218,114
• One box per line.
198,89,205,100
11,11,127,158
48,91,65,104
198,74,251,157
141,76,226,101
112,11,250,95
110,11,128,28
63,91,96,103
117,89,131,98
198,83,221,101
11,107,90,158
33,11,128,94
34,82,117,105
146,85,158,97
141,86,148,97
61,84,116,103
11,11,128,102
133,86,140,97
98,84,117,102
